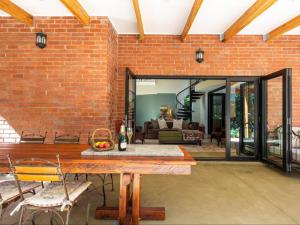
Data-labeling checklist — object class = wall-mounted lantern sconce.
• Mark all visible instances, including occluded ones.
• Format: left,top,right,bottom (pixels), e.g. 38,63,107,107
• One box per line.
196,48,204,63
36,31,47,49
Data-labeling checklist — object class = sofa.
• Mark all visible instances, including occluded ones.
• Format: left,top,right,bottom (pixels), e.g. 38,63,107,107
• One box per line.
144,120,204,145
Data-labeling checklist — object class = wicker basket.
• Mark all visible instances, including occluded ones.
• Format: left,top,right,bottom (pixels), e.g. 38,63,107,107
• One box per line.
90,128,114,151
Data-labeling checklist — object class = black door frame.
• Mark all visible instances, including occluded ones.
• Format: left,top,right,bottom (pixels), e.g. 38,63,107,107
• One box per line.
225,77,260,161
261,68,292,172
127,68,292,167
207,93,226,134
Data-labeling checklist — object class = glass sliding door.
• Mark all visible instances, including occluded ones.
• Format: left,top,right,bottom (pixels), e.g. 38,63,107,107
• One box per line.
262,69,292,172
208,94,225,134
226,78,259,159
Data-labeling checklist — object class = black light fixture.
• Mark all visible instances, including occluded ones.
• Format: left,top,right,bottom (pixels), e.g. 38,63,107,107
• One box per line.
36,31,47,49
196,48,204,63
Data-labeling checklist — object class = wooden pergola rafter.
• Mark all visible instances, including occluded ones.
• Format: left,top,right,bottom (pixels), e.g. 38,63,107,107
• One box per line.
132,0,144,40
181,0,204,41
59,0,90,26
264,15,300,41
0,0,33,25
220,0,277,42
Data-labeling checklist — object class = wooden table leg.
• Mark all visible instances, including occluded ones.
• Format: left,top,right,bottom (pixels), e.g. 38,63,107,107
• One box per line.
119,173,131,225
132,174,140,225
95,173,165,224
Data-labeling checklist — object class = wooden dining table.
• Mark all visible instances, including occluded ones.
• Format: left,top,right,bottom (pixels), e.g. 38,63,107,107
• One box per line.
0,144,196,225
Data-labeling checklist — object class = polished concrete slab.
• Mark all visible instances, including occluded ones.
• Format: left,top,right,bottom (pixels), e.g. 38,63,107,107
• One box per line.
2,162,300,225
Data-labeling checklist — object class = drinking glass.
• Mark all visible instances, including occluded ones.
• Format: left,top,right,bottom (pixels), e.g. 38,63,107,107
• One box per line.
127,127,133,145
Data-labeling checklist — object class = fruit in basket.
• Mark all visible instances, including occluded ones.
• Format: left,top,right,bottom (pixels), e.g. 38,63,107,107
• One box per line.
95,141,110,148
103,142,110,148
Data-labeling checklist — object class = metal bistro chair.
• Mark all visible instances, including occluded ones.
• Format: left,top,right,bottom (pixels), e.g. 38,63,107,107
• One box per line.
54,132,81,144
0,173,40,223
7,154,91,225
54,132,81,180
87,132,114,206
19,131,47,144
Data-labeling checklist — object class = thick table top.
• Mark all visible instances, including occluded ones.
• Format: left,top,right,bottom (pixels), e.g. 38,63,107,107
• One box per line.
0,144,196,175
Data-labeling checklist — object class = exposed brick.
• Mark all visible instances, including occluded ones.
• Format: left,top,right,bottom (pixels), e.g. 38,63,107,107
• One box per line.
0,17,118,143
0,17,299,145
117,34,300,128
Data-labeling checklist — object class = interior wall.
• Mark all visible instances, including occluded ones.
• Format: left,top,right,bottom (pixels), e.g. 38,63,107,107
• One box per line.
118,34,300,127
136,93,176,128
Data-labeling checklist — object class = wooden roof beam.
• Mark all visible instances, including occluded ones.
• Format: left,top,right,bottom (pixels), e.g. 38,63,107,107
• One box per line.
220,0,277,42
181,0,203,41
264,15,300,41
60,0,90,26
132,0,144,40
0,0,33,25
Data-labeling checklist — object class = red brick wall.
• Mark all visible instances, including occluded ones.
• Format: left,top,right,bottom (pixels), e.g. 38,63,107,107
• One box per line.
117,35,300,127
0,17,117,143
0,17,299,144
267,76,283,129
107,20,118,135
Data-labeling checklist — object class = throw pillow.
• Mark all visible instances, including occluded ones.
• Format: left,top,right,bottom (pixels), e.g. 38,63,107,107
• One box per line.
188,122,199,130
158,118,168,129
173,119,183,130
151,119,159,129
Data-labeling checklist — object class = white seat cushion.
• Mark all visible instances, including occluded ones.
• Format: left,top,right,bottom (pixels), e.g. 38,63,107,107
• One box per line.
292,127,300,148
0,174,14,183
25,181,91,208
0,181,40,204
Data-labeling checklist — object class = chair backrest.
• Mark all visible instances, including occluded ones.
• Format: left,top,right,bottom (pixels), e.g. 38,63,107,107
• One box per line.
54,132,80,144
292,127,300,148
19,131,47,144
7,154,69,201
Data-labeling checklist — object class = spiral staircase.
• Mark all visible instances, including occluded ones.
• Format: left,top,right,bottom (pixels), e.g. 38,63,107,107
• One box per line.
176,80,204,120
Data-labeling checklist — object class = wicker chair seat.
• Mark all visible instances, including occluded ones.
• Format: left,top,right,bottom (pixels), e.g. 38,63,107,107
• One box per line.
19,181,91,209
0,181,40,204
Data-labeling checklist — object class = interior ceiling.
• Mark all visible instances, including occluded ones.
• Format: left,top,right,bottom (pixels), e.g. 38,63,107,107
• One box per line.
0,0,300,35
195,80,226,93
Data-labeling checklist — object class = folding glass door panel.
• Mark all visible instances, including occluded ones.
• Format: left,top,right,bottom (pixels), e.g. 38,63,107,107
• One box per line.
208,94,225,134
226,78,259,159
125,68,136,141
261,69,292,172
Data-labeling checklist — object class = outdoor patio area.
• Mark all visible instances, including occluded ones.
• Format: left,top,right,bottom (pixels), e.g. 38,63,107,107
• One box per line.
0,1,300,225
2,162,300,225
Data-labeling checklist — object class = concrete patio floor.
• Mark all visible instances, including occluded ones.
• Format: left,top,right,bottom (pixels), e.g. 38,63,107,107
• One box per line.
2,162,300,225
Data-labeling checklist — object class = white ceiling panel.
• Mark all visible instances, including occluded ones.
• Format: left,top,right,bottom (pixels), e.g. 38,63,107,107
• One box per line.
0,11,9,16
189,0,256,34
139,0,194,34
0,0,299,35
11,0,72,16
240,0,300,35
286,26,300,34
79,0,138,34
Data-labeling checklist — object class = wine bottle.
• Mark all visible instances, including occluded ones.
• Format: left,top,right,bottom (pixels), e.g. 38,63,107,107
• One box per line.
118,124,127,151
